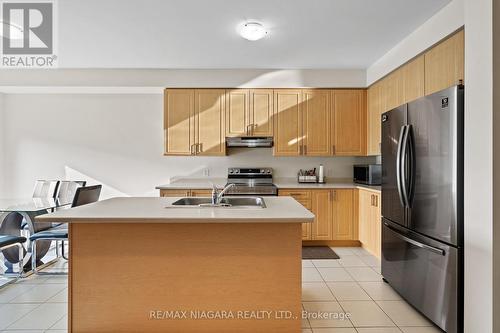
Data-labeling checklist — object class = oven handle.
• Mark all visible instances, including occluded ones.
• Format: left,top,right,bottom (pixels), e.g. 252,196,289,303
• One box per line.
384,222,445,256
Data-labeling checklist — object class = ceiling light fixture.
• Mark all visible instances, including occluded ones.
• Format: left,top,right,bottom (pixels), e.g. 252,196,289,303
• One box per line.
239,22,267,41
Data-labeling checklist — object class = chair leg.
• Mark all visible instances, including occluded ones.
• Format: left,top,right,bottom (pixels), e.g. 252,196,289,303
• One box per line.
31,240,38,274
17,243,24,278
62,241,68,260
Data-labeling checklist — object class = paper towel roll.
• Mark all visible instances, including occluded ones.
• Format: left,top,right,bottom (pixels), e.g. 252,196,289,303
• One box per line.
318,164,325,183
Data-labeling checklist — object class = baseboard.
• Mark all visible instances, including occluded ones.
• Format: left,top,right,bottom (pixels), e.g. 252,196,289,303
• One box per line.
302,240,361,247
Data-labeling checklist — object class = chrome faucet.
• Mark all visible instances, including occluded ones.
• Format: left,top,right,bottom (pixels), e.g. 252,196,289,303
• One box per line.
211,183,235,205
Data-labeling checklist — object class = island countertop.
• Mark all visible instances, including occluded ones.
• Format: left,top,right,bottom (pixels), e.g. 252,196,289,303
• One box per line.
35,196,315,223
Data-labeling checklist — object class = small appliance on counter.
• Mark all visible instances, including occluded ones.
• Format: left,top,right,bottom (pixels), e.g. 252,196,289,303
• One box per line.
353,164,381,185
298,165,325,184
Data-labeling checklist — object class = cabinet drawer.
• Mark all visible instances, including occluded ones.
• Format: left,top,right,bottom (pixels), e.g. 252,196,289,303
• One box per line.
279,189,312,200
190,189,212,197
160,189,190,197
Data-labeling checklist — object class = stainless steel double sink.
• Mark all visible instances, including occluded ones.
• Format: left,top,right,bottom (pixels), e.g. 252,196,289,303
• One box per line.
170,196,266,208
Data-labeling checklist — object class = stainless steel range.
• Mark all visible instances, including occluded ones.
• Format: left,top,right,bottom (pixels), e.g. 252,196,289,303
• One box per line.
225,168,277,196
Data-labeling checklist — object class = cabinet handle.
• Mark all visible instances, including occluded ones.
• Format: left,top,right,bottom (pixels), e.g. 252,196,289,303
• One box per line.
198,143,203,153
374,195,378,207
246,124,252,135
304,145,307,155
190,144,195,155
332,145,336,155
370,195,374,206
299,145,303,155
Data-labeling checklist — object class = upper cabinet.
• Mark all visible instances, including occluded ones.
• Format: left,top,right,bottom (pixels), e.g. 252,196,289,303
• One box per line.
164,89,195,156
250,89,274,137
383,69,404,112
225,89,249,137
274,89,366,157
331,90,367,156
226,89,274,137
424,29,464,95
273,89,303,156
164,89,225,156
367,83,382,155
302,89,331,156
403,55,425,103
366,29,464,156
194,89,226,156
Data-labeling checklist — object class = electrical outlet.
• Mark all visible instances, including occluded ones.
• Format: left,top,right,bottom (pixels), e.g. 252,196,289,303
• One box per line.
202,168,210,177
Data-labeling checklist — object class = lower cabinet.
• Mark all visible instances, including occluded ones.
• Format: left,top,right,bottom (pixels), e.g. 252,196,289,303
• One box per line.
358,189,381,258
279,188,356,241
160,189,211,197
311,190,334,240
332,189,357,240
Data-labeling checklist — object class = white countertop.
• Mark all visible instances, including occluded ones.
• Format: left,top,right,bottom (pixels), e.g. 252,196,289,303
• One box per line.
35,197,315,224
155,177,381,192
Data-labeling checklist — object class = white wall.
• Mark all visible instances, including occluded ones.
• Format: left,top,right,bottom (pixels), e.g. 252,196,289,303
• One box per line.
0,93,4,198
0,69,366,92
464,1,495,332
0,93,375,198
366,0,464,84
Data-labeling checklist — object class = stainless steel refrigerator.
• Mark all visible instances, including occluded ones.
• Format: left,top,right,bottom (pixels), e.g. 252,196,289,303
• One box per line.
381,85,463,333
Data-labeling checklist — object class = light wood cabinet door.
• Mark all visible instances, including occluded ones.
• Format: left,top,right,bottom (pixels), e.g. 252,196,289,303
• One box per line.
164,89,195,155
160,189,191,197
371,193,382,258
358,189,382,258
358,189,372,246
403,55,425,103
195,89,226,156
331,90,366,156
273,89,303,156
332,189,356,240
384,69,404,112
250,89,274,137
226,89,249,137
302,90,331,156
425,29,464,95
367,83,382,155
311,190,333,240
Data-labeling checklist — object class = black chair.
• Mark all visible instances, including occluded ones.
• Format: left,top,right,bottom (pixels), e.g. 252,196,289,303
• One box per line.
55,181,87,207
0,235,26,279
30,185,102,275
52,181,87,257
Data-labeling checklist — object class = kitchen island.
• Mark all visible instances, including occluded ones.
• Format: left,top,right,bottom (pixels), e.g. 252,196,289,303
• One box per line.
36,197,314,333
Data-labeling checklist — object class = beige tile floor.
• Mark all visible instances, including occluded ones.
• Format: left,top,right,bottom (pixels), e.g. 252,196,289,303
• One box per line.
0,247,442,333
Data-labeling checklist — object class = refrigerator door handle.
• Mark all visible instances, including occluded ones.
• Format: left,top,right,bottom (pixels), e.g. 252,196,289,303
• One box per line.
383,222,445,256
407,125,416,206
396,125,407,207
401,125,411,208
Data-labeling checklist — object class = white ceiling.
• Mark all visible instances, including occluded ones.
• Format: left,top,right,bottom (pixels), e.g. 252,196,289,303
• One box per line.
57,0,451,69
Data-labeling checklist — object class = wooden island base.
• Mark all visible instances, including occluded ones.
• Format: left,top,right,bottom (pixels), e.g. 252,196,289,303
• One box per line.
68,222,302,333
